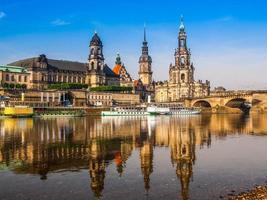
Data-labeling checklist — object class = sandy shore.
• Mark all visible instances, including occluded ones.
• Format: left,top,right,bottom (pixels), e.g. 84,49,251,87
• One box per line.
229,186,267,200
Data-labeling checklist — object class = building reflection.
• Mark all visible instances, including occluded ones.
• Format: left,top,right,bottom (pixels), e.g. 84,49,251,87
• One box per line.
0,114,267,199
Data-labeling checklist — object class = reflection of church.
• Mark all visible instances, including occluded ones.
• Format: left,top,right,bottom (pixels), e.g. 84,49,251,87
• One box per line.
1,114,264,199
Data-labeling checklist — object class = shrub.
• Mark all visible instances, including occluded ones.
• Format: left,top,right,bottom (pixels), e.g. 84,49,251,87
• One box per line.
47,83,88,90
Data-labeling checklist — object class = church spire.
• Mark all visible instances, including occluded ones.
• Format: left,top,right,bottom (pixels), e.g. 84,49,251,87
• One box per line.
138,25,153,86
141,25,148,55
144,23,147,42
179,15,185,32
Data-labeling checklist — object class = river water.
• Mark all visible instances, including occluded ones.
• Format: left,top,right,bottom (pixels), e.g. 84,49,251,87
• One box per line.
0,114,267,200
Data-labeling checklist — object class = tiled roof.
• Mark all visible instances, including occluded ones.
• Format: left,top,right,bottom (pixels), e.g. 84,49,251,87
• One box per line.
113,64,122,75
103,64,119,77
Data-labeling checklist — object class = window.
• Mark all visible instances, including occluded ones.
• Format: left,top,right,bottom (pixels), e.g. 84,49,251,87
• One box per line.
181,73,185,82
18,75,21,82
180,57,185,65
5,74,9,81
11,75,15,81
180,39,185,47
24,76,27,82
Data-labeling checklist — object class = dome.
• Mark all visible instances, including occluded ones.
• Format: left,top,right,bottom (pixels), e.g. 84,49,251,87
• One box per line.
179,15,185,31
179,22,185,31
90,32,102,46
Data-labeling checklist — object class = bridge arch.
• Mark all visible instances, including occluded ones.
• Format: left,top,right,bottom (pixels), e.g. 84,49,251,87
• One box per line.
193,100,212,108
225,97,251,113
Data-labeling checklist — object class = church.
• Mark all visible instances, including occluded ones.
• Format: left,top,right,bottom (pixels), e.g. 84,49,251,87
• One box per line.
155,18,210,102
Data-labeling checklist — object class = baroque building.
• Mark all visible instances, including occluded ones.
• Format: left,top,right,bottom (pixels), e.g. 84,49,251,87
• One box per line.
2,32,119,90
155,18,210,102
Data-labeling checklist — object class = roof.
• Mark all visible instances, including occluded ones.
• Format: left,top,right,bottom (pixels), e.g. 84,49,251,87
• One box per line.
9,56,117,78
47,59,87,72
90,33,102,46
9,58,87,72
104,64,119,77
0,65,28,73
113,64,122,75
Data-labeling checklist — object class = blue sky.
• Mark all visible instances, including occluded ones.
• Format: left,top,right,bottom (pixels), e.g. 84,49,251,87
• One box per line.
1,0,267,89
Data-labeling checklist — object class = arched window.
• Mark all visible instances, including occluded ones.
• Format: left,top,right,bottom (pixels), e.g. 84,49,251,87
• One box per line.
181,73,185,82
91,62,94,69
98,47,101,54
5,74,9,81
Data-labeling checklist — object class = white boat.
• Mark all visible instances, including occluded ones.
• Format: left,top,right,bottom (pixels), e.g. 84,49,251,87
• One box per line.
170,107,201,115
146,106,170,115
101,106,148,116
101,106,200,116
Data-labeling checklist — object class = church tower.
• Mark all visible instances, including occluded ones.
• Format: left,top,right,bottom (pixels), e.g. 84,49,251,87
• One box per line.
168,16,195,100
138,27,153,86
175,16,194,85
86,32,106,87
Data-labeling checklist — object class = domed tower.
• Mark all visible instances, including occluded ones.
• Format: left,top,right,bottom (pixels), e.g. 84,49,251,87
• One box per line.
168,16,195,100
86,32,106,87
138,27,153,86
175,16,194,85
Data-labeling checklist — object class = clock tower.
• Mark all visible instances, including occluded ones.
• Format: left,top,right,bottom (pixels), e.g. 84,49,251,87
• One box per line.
138,27,153,86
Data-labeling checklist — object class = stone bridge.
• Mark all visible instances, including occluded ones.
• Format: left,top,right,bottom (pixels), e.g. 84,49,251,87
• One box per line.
185,91,267,113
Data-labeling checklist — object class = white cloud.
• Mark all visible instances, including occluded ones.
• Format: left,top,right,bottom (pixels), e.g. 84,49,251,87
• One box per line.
0,11,6,19
51,19,70,26
217,16,233,22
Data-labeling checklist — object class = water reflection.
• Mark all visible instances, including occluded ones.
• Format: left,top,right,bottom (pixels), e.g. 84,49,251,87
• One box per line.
0,114,267,199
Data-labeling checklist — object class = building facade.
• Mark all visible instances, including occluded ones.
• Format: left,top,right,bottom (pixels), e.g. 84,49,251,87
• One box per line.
0,65,30,88
2,33,119,90
155,18,210,102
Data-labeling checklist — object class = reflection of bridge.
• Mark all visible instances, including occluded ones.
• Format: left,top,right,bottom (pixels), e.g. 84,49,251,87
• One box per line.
185,91,267,113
